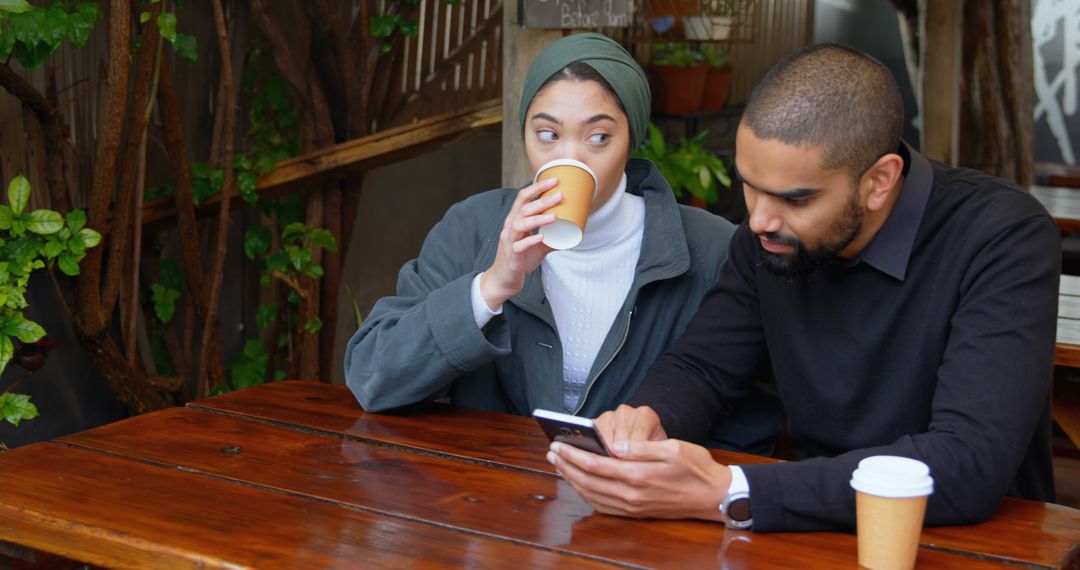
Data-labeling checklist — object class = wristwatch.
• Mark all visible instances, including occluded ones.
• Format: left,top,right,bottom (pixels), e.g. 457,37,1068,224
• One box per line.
719,466,753,529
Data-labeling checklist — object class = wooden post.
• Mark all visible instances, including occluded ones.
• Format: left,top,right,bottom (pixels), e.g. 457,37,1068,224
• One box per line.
501,2,561,188
921,0,962,165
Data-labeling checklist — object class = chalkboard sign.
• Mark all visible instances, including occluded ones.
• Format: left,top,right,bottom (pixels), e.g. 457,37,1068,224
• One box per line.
519,0,633,29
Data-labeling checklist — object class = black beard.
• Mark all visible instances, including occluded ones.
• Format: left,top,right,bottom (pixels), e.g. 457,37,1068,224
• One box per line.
757,196,864,280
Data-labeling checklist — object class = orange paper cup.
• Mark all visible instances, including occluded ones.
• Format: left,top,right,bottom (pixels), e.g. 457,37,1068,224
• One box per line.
850,456,934,570
533,159,598,250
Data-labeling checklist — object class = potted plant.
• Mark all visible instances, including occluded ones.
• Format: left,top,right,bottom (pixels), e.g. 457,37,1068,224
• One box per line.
700,43,732,112
649,42,708,115
684,0,738,40
633,123,732,208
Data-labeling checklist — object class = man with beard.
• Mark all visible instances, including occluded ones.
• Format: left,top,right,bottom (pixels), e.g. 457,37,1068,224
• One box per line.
546,43,1060,532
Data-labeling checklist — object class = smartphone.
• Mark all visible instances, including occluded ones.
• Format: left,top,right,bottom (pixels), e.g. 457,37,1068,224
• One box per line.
533,408,612,457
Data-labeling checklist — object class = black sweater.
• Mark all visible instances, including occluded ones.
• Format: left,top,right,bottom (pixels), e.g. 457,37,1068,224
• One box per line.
630,146,1060,532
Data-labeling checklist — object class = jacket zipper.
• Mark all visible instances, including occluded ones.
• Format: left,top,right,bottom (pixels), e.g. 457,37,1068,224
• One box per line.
574,308,634,415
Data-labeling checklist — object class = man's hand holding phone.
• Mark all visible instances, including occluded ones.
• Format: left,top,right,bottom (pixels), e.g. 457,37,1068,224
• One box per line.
592,404,668,452
540,405,731,522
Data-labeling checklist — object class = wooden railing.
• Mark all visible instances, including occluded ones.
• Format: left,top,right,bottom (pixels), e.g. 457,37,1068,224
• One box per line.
133,101,501,232
379,0,504,129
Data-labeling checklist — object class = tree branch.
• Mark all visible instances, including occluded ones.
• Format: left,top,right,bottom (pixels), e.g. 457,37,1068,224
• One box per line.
197,0,238,396
77,0,132,334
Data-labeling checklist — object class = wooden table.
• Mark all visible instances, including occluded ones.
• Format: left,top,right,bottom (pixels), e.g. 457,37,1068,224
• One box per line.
0,381,1077,569
1032,185,1080,234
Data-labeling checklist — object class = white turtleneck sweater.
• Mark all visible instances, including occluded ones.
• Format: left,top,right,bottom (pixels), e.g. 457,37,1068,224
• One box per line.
470,174,645,413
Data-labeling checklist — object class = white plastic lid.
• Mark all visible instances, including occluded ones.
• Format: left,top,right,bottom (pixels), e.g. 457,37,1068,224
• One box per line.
533,158,599,200
849,455,934,498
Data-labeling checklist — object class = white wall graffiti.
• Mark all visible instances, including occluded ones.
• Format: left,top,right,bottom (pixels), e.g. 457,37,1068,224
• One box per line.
1034,0,1080,165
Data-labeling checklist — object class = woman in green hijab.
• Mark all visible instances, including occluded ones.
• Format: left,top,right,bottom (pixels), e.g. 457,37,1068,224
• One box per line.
346,33,745,431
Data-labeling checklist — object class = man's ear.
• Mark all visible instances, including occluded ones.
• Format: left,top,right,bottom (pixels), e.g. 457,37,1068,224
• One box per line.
863,153,905,212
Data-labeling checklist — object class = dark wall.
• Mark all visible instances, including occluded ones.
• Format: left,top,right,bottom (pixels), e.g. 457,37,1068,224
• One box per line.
331,129,503,383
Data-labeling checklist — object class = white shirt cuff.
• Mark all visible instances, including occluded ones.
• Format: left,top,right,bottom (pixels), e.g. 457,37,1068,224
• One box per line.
470,273,503,328
728,465,750,495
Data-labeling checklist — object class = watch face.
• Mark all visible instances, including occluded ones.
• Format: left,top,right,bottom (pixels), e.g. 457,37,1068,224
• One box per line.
727,497,752,522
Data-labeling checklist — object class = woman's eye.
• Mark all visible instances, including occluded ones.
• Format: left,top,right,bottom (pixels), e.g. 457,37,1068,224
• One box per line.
538,130,557,142
588,133,609,144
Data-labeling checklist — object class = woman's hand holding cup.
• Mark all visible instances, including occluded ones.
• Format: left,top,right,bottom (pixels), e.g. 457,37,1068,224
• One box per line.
479,176,561,309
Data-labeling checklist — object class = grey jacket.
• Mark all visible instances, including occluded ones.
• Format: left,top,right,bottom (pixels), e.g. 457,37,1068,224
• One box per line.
344,159,736,418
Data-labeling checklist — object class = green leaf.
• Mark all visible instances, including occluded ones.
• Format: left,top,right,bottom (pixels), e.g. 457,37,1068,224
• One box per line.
57,252,79,276
304,317,322,333
156,12,176,42
0,205,13,230
139,11,150,24
0,24,16,61
286,289,300,304
14,41,59,71
280,222,305,242
272,369,286,381
285,244,310,271
238,171,258,206
42,239,64,259
243,225,271,260
0,392,38,426
174,33,197,63
66,235,86,256
0,0,32,14
210,168,224,192
66,209,86,232
150,283,180,324
255,303,277,329
264,250,289,272
304,263,324,280
9,316,44,343
0,333,11,376
309,229,337,252
233,154,252,170
191,161,212,180
74,227,101,249
25,209,63,234
369,13,397,38
68,3,99,48
228,339,268,390
7,174,30,215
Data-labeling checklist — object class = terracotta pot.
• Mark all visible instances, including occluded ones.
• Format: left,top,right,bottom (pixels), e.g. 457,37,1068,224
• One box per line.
701,67,732,113
649,63,708,115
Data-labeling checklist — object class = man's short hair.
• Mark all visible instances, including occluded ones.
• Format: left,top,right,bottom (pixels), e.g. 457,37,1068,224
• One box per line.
742,43,904,179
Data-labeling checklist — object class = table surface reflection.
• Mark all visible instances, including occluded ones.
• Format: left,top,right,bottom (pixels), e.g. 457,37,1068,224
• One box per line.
0,381,1076,569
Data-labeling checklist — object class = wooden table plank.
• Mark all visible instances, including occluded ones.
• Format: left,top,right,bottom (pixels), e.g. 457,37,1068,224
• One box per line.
1059,295,1080,320
0,442,617,569
195,382,1080,569
1032,185,1080,233
60,407,1007,569
1060,275,1080,298
1031,185,1080,233
189,381,776,476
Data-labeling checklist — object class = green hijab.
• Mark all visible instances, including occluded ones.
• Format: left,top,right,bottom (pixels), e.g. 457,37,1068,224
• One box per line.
519,32,650,150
